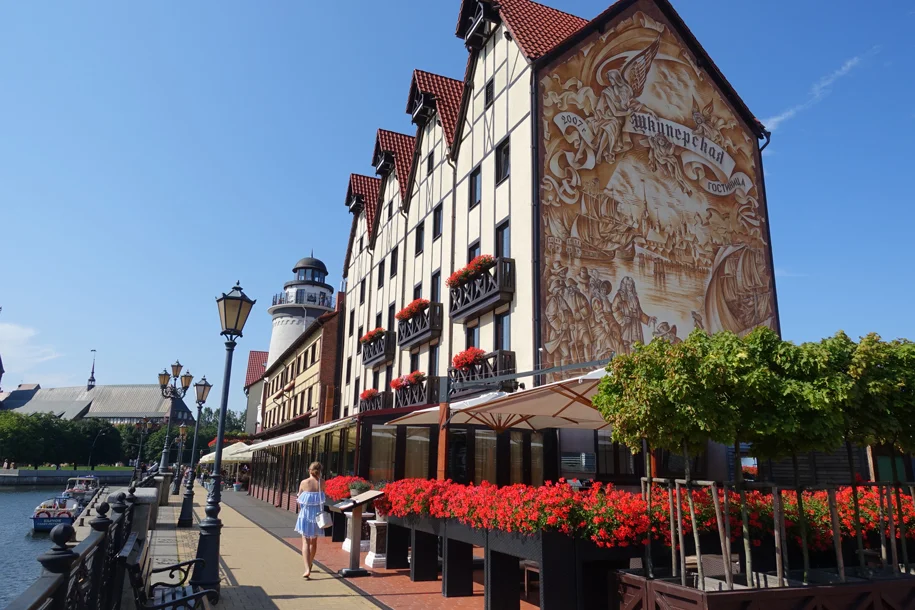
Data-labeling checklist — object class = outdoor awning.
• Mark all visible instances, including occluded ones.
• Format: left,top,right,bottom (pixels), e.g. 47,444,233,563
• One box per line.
388,369,609,432
247,417,356,453
199,441,251,464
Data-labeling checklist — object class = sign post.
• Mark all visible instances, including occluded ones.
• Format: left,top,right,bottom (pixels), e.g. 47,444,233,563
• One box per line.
329,489,385,577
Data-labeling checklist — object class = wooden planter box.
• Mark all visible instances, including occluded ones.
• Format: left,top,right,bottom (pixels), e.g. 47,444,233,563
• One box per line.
362,332,396,368
397,302,443,349
394,377,441,409
449,257,515,323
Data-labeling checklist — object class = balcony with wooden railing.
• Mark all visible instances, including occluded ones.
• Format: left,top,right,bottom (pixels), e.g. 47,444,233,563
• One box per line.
359,390,393,413
362,332,396,369
394,376,441,409
447,350,516,400
449,258,515,323
397,303,444,350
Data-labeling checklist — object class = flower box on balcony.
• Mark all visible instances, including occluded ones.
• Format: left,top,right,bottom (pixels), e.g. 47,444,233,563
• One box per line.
397,302,444,349
362,331,397,368
449,257,515,323
448,350,516,400
394,376,441,409
359,389,393,412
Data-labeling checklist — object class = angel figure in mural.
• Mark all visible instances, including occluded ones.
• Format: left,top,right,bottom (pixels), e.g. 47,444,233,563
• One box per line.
611,276,657,353
585,34,662,165
646,132,692,195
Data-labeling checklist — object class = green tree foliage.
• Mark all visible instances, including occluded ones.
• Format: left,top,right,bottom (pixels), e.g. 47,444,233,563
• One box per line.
0,412,122,467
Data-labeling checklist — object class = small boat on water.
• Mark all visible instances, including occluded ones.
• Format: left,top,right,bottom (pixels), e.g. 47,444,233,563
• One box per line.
31,496,81,532
62,476,99,503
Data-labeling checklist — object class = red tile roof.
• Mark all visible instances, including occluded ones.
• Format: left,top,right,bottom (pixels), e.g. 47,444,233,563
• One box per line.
346,173,381,240
244,351,268,389
407,70,464,148
455,0,587,60
374,129,415,201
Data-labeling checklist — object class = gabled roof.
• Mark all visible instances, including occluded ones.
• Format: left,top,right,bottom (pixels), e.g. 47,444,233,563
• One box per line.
3,384,191,420
342,173,381,276
373,129,415,202
538,0,765,136
455,0,587,60
244,351,269,390
406,70,464,148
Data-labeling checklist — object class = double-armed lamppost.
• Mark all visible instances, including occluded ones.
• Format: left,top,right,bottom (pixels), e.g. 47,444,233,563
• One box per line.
158,361,193,473
192,282,254,599
178,376,212,527
171,423,188,496
134,418,153,481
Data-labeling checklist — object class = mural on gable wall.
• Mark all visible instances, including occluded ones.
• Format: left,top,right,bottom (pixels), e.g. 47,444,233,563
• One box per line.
538,9,776,379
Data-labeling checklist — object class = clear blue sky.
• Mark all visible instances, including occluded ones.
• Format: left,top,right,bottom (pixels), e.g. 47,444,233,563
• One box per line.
1,1,913,414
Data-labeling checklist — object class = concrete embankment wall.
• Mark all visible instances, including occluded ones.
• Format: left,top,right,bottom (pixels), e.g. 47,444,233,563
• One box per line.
0,470,134,487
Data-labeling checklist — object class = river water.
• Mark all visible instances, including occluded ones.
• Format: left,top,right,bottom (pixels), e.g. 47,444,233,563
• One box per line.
0,487,59,607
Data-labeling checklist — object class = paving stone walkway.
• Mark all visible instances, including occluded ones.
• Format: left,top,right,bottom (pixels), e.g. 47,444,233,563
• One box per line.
150,484,381,609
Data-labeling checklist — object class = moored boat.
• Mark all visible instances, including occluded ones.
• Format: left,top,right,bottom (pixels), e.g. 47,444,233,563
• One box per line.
31,496,80,532
62,476,99,503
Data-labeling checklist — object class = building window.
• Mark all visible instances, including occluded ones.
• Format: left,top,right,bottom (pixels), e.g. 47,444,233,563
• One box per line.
468,241,481,263
413,283,422,300
433,205,443,239
388,303,396,331
484,78,494,108
310,342,317,365
387,201,393,220
360,280,365,304
378,261,385,288
345,357,352,384
431,270,441,303
426,152,434,175
429,344,439,377
307,386,313,410
496,219,510,259
372,369,380,390
349,310,354,336
405,427,431,480
385,364,393,388
353,378,360,405
495,311,510,351
415,221,425,255
369,425,396,482
410,352,420,373
359,236,364,251
390,246,398,276
475,429,497,484
466,325,479,349
357,327,364,354
375,312,382,330
469,166,482,209
496,138,510,184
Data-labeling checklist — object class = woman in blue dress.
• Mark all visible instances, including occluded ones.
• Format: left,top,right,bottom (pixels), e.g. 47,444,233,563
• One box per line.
295,461,325,578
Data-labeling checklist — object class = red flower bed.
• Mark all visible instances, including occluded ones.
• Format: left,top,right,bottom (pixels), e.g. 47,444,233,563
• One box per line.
391,371,426,391
446,254,495,288
359,327,386,344
325,476,370,501
395,298,430,321
382,478,915,551
359,388,379,401
452,347,486,371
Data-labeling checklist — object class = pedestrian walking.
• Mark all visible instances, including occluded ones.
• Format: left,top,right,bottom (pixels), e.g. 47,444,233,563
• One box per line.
294,462,325,579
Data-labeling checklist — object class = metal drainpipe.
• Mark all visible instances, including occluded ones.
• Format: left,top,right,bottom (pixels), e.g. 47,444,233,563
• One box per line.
529,64,543,389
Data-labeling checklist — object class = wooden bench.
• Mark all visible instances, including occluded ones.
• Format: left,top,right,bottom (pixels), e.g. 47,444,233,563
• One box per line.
120,532,216,609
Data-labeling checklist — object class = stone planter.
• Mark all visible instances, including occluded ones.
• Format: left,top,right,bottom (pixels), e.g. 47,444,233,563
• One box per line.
342,511,375,553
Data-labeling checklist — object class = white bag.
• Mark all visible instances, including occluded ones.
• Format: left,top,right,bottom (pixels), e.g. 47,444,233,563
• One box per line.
315,510,333,529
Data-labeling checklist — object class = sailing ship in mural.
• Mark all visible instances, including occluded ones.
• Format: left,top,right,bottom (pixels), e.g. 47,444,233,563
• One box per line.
539,8,776,377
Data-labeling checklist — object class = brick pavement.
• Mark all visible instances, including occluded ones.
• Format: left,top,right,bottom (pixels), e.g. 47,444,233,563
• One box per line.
152,484,380,609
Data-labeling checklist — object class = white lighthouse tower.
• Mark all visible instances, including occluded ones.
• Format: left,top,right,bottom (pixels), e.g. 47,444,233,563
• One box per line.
266,254,335,367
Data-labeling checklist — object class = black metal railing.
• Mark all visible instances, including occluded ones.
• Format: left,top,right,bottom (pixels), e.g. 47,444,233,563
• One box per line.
448,350,516,400
362,332,397,368
449,258,515,323
359,390,393,413
397,303,444,350
271,292,335,308
8,488,136,610
395,376,441,409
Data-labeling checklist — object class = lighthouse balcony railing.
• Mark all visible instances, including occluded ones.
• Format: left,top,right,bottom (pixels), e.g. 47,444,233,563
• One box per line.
271,292,335,309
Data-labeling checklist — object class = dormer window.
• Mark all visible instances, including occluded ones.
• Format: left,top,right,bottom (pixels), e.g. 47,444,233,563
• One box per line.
411,91,435,126
374,149,395,176
465,1,497,51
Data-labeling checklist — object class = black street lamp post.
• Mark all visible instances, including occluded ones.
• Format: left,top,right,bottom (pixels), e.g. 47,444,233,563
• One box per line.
158,362,193,475
87,430,108,470
178,376,212,527
171,423,188,496
191,282,255,600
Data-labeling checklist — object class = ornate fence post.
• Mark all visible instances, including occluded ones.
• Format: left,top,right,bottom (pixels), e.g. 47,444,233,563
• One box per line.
125,486,137,533
110,492,128,554
88,502,113,609
37,524,79,610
